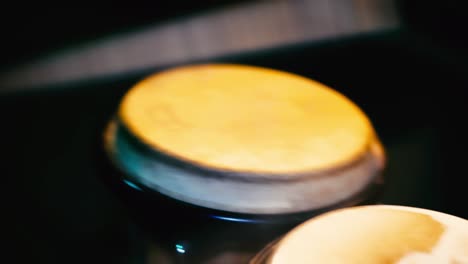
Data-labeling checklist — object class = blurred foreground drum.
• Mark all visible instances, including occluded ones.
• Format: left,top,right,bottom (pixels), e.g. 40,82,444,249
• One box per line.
100,64,386,263
251,205,468,264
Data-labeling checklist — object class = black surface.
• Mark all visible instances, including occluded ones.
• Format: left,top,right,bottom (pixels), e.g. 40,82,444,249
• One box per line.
396,0,468,55
2,30,467,263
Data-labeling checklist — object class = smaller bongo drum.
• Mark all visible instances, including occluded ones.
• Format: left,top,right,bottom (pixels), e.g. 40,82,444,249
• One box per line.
102,64,386,263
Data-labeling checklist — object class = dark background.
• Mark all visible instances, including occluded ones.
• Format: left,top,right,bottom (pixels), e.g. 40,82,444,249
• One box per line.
0,1,248,70
0,0,467,69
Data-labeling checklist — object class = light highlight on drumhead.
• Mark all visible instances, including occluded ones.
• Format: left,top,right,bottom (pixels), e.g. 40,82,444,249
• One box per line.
119,64,374,174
